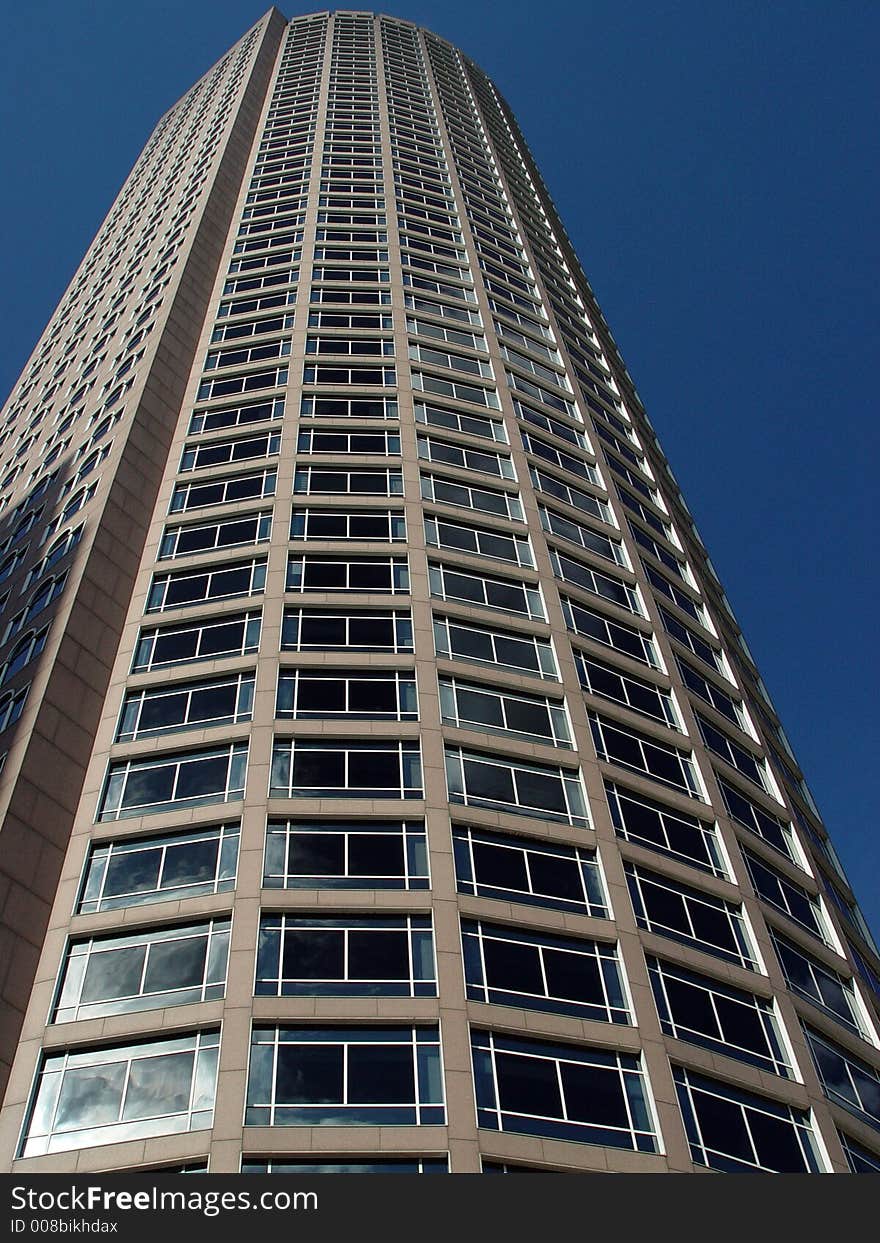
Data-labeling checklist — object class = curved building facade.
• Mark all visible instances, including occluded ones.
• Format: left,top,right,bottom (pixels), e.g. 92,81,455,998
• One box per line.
0,9,878,1174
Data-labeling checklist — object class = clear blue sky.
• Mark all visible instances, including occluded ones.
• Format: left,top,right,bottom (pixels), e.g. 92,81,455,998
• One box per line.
1,2,877,934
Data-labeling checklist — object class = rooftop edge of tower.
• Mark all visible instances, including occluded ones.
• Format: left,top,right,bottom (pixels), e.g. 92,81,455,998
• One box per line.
272,9,472,61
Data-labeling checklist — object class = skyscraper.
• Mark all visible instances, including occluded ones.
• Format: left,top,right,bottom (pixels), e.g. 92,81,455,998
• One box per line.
0,7,877,1174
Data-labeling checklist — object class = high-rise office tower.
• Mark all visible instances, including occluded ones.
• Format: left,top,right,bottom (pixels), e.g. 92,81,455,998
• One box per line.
0,9,877,1176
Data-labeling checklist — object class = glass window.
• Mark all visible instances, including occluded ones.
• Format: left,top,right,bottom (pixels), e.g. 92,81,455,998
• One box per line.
593,421,644,470
697,713,775,796
255,915,435,997
169,468,276,514
626,862,759,971
576,652,678,728
411,372,498,409
147,559,266,612
295,467,405,494
420,473,522,523
589,712,703,798
540,506,626,568
98,743,248,821
301,394,398,420
742,848,834,946
309,313,392,333
839,1131,880,1173
159,511,272,559
117,672,254,741
270,738,422,799
188,396,285,436
1,626,50,686
771,932,874,1041
263,819,428,891
502,348,571,392
297,427,400,454
439,676,571,747
846,939,880,1007
717,775,804,868
520,431,599,487
463,920,629,1023
429,560,544,621
493,323,559,365
0,549,25,583
78,824,239,914
195,356,288,400
487,300,553,341
242,1158,449,1173
133,612,261,672
403,273,474,306
605,781,727,877
245,1026,444,1126
472,1030,657,1152
205,338,291,372
560,589,650,652
644,563,709,628
424,515,533,568
313,263,388,283
21,572,67,628
44,484,97,537
433,614,557,679
618,488,674,541
286,555,409,593
26,525,82,583
658,605,727,677
673,1066,826,1172
507,372,576,418
628,522,692,585
648,956,793,1078
417,434,513,480
289,507,406,542
180,431,281,471
408,341,492,379
453,826,606,916
0,684,29,733
21,1031,219,1158
529,466,612,526
414,399,506,443
445,745,588,826
54,920,230,1022
822,875,878,956
281,608,412,652
675,655,750,733
305,334,393,358
406,300,481,335
276,669,417,720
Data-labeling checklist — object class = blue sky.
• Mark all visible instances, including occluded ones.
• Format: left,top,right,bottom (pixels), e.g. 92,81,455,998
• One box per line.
1,1,878,934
